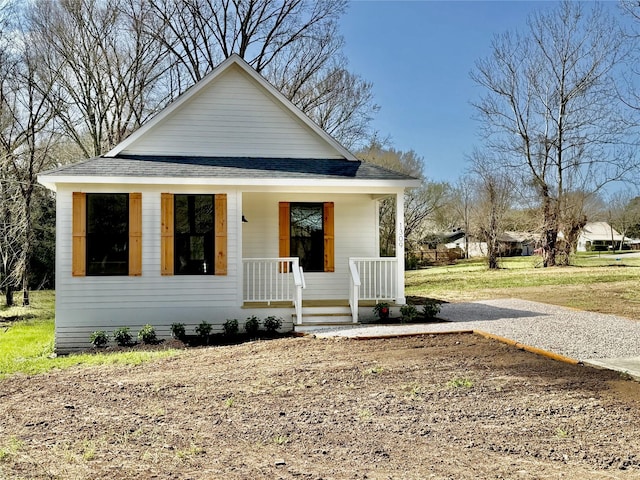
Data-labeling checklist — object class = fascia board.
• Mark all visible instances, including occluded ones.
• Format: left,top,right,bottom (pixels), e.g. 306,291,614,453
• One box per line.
38,174,421,190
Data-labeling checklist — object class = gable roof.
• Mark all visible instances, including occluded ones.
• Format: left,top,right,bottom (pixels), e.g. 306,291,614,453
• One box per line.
580,222,622,241
106,54,356,161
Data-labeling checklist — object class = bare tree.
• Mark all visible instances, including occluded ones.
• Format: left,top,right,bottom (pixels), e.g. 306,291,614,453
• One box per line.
468,151,513,269
0,158,24,306
0,10,60,305
27,0,168,157
443,176,474,259
471,1,638,267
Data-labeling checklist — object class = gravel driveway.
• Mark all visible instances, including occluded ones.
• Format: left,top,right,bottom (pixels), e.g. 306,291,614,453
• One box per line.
313,298,640,365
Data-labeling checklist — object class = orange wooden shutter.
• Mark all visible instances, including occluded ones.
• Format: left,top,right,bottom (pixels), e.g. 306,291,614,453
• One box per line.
160,193,174,275
279,202,290,273
214,194,227,275
324,202,335,272
72,192,86,276
128,193,142,276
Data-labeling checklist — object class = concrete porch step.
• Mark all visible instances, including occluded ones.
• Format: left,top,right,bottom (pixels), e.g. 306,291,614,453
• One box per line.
294,323,359,334
294,300,354,326
301,306,352,316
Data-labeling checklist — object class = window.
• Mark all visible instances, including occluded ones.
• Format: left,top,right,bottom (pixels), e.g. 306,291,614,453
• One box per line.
73,192,142,277
279,202,334,272
160,193,227,276
174,194,215,275
86,194,129,276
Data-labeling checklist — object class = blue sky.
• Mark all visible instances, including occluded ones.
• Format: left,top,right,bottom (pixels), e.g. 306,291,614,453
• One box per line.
338,1,567,183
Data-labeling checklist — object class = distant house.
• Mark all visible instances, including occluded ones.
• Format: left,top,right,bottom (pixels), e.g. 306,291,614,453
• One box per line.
38,55,420,352
576,222,629,252
442,230,539,258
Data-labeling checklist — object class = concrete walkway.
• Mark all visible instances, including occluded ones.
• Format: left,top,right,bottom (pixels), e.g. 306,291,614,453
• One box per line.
309,299,640,380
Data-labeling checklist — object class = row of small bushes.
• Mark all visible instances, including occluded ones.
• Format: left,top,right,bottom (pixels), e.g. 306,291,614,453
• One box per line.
89,316,284,348
219,315,282,337
89,325,156,348
372,300,441,323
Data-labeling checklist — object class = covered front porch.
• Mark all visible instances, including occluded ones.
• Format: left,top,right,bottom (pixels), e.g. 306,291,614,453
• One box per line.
242,257,402,326
240,189,407,327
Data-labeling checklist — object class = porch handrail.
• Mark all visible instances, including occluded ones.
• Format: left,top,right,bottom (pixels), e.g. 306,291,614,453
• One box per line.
292,265,305,325
349,257,398,302
348,259,361,324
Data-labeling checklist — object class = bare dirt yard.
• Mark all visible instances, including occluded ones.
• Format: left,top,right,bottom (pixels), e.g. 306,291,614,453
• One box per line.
2,334,640,479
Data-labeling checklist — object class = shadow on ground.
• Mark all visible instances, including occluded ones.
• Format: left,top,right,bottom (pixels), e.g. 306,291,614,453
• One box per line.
439,302,545,322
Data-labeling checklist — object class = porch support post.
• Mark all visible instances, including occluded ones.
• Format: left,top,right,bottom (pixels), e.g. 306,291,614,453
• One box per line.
395,189,406,304
237,190,244,306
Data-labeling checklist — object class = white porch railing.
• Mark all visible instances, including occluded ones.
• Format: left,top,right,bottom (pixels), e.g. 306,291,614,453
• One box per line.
243,257,305,324
349,257,398,302
349,257,398,325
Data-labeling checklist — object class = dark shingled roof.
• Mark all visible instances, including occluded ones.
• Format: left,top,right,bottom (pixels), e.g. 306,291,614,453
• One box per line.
41,155,417,181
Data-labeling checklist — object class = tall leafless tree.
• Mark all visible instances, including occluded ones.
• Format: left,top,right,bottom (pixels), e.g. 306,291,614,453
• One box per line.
471,1,638,267
0,11,60,305
27,0,169,157
468,150,513,269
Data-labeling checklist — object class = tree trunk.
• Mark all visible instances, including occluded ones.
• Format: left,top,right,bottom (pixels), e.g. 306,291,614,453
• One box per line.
22,275,29,306
21,187,32,307
5,286,13,307
540,191,559,267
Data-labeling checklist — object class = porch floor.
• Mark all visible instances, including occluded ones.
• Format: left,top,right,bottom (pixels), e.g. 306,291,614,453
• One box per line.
242,299,398,308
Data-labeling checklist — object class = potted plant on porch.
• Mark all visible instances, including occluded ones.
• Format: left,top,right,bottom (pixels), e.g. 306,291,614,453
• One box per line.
373,302,390,320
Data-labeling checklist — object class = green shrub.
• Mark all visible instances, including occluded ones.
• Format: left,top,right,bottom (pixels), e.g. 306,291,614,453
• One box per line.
112,327,133,347
195,321,213,343
89,331,108,348
405,254,419,270
263,316,282,333
223,319,239,336
422,299,441,319
170,322,186,340
244,316,260,336
400,304,418,323
138,324,157,344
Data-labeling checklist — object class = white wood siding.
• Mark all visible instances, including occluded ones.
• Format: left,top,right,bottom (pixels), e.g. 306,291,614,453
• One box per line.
121,65,341,159
242,192,378,300
55,185,242,352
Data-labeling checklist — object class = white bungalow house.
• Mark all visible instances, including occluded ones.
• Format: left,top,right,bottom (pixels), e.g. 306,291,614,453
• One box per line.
576,222,628,252
38,55,420,352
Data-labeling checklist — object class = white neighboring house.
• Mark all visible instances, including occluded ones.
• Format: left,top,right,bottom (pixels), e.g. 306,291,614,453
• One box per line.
576,222,629,252
444,231,538,258
38,55,420,353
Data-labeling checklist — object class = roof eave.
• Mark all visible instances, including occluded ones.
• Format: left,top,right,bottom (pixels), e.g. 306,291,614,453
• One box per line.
37,174,420,189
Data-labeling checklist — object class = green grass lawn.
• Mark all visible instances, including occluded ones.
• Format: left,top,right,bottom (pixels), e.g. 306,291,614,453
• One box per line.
407,254,640,292
406,254,640,319
0,291,179,378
